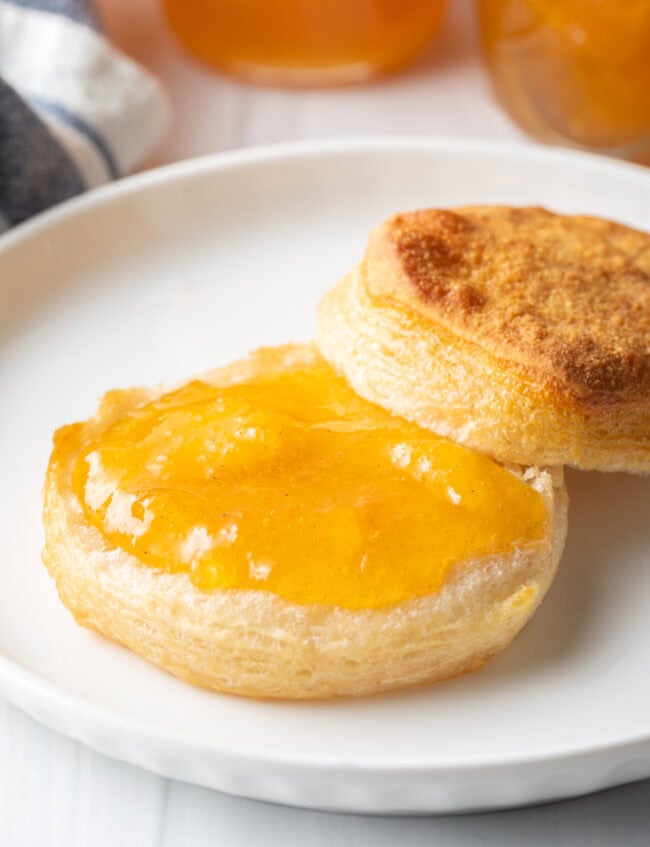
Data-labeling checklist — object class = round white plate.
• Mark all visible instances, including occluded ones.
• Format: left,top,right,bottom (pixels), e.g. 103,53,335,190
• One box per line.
1,138,649,814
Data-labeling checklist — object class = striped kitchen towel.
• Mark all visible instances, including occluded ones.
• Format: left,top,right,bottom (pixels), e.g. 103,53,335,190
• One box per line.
0,0,171,231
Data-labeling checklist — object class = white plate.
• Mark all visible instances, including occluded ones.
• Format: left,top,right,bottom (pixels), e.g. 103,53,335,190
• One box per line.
1,138,649,815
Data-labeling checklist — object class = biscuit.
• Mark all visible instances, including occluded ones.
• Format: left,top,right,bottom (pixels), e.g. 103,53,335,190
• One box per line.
316,206,650,471
42,345,568,699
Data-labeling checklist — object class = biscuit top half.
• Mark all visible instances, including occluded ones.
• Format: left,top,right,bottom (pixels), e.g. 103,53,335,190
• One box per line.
364,206,650,408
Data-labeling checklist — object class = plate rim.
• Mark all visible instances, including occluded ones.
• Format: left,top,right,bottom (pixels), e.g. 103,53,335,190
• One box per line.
2,649,650,774
2,134,649,254
2,134,650,781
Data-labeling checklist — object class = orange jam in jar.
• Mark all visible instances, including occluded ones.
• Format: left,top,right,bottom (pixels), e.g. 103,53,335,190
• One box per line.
478,0,650,162
163,0,445,86
68,348,546,610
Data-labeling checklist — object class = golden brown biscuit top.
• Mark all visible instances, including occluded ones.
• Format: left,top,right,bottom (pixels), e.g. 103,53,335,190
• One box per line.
364,206,650,407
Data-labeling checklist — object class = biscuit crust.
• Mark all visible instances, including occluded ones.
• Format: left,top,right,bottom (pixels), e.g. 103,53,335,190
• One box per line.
317,207,650,471
42,345,567,699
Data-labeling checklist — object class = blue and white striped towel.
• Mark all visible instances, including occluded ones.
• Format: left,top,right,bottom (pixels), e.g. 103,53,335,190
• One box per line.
0,0,171,231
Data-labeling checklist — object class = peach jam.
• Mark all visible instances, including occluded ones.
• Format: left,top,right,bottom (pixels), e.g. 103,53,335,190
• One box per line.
69,349,546,609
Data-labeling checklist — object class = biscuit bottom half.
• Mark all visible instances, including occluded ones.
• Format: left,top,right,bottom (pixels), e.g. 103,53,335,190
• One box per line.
43,344,568,698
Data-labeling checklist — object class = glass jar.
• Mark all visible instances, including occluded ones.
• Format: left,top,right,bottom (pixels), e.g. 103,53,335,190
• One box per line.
478,0,650,163
163,0,446,87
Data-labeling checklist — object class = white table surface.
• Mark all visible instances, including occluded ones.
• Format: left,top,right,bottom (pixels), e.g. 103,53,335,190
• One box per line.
3,0,649,843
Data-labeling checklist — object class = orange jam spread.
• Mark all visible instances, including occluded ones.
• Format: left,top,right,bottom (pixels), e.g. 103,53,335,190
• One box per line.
70,350,547,610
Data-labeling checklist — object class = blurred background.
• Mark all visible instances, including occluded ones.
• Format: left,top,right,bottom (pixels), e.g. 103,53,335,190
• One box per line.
99,0,650,169
96,0,650,167
4,0,648,231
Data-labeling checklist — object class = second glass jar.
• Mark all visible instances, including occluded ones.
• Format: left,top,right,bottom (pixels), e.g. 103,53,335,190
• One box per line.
478,0,650,163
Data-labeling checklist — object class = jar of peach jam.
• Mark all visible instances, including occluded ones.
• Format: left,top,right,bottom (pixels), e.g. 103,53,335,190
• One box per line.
478,0,650,163
163,0,445,86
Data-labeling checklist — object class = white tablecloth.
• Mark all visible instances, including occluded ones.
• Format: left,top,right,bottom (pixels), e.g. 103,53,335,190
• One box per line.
3,0,649,842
